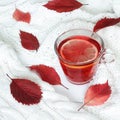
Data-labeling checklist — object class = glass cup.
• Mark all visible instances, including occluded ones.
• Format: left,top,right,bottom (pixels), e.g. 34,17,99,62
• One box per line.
54,29,104,85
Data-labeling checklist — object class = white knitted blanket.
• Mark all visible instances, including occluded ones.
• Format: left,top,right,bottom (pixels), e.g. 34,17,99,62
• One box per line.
0,0,120,120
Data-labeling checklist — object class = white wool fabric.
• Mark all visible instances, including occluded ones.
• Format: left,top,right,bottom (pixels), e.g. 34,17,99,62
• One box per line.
0,0,120,120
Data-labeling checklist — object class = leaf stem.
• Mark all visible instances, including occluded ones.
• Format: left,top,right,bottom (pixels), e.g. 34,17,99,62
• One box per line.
77,101,90,111
78,93,102,111
77,103,85,111
61,83,69,90
6,74,12,81
91,32,95,37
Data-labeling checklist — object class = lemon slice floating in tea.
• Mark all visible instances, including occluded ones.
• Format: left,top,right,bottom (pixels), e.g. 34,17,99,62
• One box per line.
59,37,99,63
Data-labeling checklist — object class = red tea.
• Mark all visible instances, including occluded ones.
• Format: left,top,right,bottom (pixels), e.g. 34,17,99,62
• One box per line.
57,35,101,84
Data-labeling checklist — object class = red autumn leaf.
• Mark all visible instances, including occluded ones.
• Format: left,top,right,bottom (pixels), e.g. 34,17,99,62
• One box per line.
30,64,68,89
13,8,31,23
10,78,42,105
78,81,111,111
93,17,120,32
43,0,83,13
20,30,40,50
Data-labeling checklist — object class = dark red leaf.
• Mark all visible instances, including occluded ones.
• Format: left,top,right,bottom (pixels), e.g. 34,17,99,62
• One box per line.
30,64,68,89
93,17,120,32
13,9,31,23
30,64,61,85
20,30,40,50
10,78,42,105
78,81,111,111
43,0,83,13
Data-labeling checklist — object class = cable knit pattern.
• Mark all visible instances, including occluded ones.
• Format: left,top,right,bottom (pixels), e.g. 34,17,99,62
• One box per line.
0,0,120,120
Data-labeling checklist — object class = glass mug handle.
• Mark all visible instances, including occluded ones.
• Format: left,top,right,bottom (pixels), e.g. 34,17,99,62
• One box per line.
100,49,115,64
